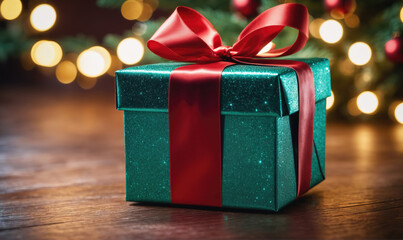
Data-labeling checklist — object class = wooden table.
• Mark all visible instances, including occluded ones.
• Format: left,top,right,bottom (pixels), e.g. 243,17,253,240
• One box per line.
1,87,402,239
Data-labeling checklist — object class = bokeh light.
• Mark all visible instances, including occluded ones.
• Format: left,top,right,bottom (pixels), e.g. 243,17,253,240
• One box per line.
0,0,22,20
77,46,111,78
117,37,144,65
357,91,378,114
394,102,403,124
56,61,77,84
344,14,360,28
121,0,143,20
77,77,97,90
30,4,56,32
348,97,360,116
137,3,153,22
326,91,335,110
309,18,325,39
31,40,63,67
319,20,343,44
400,7,403,23
107,55,123,77
348,42,372,66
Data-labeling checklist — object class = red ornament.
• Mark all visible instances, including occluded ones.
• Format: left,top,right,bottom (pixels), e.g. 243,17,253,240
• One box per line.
385,37,403,63
232,0,261,18
324,0,355,15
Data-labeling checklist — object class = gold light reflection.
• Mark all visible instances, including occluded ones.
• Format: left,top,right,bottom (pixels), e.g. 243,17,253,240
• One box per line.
0,0,22,20
31,40,63,67
77,46,111,78
121,0,143,20
117,37,144,65
30,4,57,32
56,61,77,84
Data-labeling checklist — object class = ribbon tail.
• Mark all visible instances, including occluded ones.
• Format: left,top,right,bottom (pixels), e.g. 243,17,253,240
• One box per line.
233,57,314,197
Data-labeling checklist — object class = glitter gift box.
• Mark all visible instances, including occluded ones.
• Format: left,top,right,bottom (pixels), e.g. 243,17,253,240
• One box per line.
116,58,331,211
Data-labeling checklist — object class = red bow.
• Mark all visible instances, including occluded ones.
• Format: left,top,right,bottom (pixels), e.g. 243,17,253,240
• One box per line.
148,3,315,207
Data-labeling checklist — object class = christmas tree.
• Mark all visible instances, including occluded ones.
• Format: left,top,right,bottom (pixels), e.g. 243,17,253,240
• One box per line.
0,0,402,123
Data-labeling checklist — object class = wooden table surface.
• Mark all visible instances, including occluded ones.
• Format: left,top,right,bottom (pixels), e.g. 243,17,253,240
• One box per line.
0,87,402,240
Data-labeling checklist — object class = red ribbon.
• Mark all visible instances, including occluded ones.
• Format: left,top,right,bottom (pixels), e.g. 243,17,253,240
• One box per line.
148,3,314,207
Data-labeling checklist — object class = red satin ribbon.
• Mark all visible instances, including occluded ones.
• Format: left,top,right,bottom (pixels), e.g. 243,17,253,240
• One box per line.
148,3,314,206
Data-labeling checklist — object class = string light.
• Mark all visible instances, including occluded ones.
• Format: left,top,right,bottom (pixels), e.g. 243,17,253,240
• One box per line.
326,91,335,110
0,0,22,20
319,20,343,44
56,61,77,84
77,46,111,78
348,42,372,66
31,40,63,67
30,4,57,32
121,0,143,20
117,37,144,65
356,91,378,114
395,102,403,124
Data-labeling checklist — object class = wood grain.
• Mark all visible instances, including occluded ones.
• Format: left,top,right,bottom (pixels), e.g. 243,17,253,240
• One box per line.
0,87,402,239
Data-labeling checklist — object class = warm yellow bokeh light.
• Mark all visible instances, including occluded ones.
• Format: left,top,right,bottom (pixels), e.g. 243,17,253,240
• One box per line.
357,91,378,114
348,42,372,66
394,102,403,124
309,18,325,39
56,61,77,84
344,14,360,28
77,77,97,90
31,40,63,67
0,0,22,20
400,7,403,23
107,55,123,77
326,91,335,110
30,4,56,31
319,20,343,44
137,3,153,22
77,46,111,78
121,0,143,20
117,38,144,65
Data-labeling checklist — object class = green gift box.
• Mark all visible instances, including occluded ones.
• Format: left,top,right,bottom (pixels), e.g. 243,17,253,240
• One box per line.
116,58,331,211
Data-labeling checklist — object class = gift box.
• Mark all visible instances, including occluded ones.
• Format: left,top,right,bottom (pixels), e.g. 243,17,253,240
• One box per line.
116,58,331,211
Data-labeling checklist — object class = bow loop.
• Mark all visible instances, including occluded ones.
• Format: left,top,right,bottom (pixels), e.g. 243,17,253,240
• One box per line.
148,3,309,62
147,6,222,62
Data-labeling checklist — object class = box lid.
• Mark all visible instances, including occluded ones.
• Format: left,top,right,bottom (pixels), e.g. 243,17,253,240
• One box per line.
116,58,331,116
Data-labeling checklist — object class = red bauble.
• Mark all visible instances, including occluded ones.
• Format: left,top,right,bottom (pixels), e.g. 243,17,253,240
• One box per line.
324,0,355,15
385,37,403,63
232,0,261,19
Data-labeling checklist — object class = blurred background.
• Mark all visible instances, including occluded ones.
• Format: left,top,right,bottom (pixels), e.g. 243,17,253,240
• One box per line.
0,0,402,123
